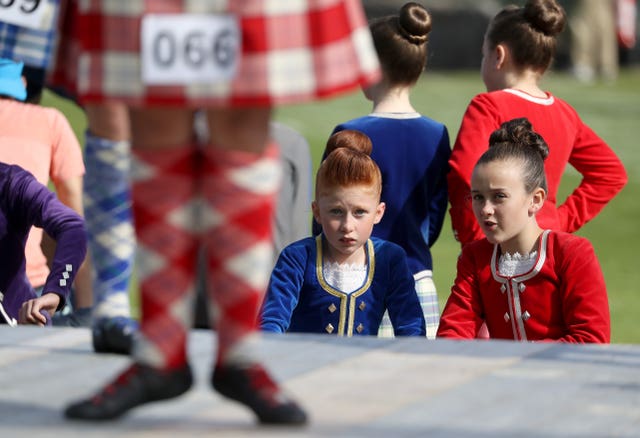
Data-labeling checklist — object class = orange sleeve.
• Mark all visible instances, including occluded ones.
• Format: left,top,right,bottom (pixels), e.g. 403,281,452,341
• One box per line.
48,107,85,185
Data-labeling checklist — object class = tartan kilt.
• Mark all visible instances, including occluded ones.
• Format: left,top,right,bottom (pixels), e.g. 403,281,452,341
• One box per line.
48,0,81,100
54,0,380,107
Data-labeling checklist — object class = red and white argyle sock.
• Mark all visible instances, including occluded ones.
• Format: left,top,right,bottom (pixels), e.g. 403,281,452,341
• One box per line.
202,143,280,365
131,145,201,370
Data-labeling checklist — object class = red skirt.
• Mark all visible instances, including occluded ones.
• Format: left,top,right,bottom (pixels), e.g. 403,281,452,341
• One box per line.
51,0,380,107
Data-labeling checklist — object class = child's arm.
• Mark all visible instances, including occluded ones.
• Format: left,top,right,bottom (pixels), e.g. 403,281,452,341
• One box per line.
437,248,484,339
426,126,451,247
259,244,307,333
559,121,627,233
553,237,610,343
10,167,87,319
384,245,426,336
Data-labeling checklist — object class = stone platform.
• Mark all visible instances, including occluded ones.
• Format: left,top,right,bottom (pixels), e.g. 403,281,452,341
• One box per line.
0,327,638,437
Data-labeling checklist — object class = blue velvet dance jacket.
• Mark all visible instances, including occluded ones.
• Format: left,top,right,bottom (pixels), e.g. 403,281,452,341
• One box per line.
260,235,425,336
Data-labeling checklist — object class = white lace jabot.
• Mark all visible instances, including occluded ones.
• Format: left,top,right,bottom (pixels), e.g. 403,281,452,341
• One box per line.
323,261,366,294
498,251,538,277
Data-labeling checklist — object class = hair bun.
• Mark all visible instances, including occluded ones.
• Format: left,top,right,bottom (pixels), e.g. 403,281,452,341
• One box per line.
325,130,373,157
523,0,565,36
398,2,432,45
489,117,549,160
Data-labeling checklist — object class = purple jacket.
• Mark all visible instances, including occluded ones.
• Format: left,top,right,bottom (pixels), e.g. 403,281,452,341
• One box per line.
0,163,86,323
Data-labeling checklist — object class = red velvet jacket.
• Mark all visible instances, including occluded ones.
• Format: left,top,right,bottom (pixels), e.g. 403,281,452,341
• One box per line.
448,89,627,246
438,230,610,343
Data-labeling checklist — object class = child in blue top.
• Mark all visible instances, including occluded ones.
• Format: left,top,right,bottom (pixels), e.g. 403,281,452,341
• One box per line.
330,2,451,338
261,132,425,336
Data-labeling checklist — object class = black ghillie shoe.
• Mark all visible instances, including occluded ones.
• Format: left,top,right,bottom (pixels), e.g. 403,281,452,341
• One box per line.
212,363,308,425
65,363,193,421
92,316,139,355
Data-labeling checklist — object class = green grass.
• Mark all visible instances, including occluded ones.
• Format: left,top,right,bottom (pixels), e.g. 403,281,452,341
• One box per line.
41,68,640,343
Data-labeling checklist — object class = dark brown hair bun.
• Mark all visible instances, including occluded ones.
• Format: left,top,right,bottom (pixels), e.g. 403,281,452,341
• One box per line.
398,2,432,45
489,117,549,161
523,0,566,37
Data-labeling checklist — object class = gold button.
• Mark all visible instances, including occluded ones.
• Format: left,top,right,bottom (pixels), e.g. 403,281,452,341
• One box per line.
356,323,364,333
359,301,366,311
325,323,334,333
328,303,337,313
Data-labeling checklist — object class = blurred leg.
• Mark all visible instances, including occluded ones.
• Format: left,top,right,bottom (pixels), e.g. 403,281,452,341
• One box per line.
65,108,197,420
203,107,306,424
131,144,200,369
83,102,139,353
128,108,198,369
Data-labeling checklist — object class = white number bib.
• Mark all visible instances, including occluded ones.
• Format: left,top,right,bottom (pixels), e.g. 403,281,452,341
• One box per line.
0,0,56,30
141,14,240,85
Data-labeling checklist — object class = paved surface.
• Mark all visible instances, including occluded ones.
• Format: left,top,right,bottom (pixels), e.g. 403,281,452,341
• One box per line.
0,326,638,437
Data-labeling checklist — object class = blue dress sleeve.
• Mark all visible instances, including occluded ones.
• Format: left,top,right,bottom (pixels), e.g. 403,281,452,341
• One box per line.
427,125,451,247
260,243,308,333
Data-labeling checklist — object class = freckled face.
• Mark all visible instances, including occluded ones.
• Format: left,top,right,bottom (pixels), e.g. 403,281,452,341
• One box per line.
312,185,385,264
471,160,538,254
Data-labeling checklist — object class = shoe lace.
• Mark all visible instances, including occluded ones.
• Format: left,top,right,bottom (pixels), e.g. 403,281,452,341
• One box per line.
91,364,140,404
245,365,287,406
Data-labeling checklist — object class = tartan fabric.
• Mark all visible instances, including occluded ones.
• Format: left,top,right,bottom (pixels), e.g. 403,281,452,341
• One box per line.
378,271,440,340
65,0,380,107
201,143,280,364
48,0,81,99
83,133,135,320
130,140,280,367
131,145,201,369
0,0,60,69
416,272,440,339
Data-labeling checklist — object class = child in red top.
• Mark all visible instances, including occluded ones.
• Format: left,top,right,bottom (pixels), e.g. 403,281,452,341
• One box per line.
448,0,627,247
437,118,610,343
